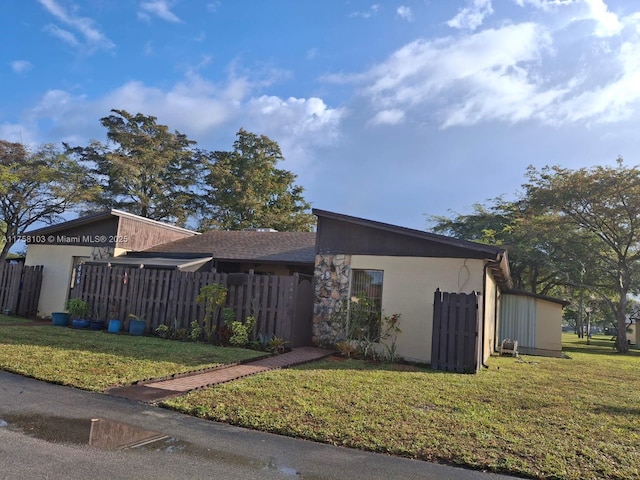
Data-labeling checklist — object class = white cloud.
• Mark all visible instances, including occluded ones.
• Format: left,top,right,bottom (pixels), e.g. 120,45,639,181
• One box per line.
11,60,33,74
138,0,182,23
397,6,413,22
349,4,380,19
515,0,623,37
584,0,623,37
244,96,346,166
37,0,114,51
44,24,80,47
0,122,37,146
555,41,640,122
513,0,577,10
447,0,494,31
368,109,405,126
207,1,221,13
359,23,556,123
333,8,640,129
21,72,345,170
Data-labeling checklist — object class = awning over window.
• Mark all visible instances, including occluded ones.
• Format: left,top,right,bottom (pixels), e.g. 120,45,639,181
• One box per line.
86,256,213,272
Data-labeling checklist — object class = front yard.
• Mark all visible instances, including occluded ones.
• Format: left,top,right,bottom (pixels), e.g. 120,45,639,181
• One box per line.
1,316,638,479
164,335,640,480
0,317,262,390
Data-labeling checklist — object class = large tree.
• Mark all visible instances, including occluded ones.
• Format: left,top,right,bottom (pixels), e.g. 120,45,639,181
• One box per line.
524,160,640,353
429,198,593,296
0,140,94,263
429,168,627,349
66,110,203,226
199,128,315,232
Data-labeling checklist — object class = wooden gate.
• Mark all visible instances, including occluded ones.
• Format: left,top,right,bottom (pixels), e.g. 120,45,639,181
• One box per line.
0,264,43,317
431,289,479,374
290,276,313,348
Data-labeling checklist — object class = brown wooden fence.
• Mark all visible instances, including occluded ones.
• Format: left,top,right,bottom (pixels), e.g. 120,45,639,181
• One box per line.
70,264,313,346
431,289,479,374
0,264,43,317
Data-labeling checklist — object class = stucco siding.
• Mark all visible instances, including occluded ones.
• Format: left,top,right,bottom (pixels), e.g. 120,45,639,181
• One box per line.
482,271,498,362
25,245,129,317
25,245,95,317
350,255,485,364
535,299,563,353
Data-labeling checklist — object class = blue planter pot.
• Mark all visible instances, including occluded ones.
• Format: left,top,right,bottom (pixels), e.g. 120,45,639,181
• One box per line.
129,319,146,336
90,320,105,330
71,319,90,329
107,319,121,333
51,312,70,326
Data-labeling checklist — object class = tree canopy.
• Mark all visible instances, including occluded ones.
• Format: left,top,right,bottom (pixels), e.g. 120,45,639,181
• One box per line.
0,140,94,263
66,114,314,232
524,160,640,353
199,128,315,232
65,110,204,227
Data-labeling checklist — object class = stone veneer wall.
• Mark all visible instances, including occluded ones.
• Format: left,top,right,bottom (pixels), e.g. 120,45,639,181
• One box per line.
312,253,351,347
91,246,115,260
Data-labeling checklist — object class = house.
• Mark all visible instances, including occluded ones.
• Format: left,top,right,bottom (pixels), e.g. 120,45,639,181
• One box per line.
500,290,569,357
24,210,197,317
311,209,566,368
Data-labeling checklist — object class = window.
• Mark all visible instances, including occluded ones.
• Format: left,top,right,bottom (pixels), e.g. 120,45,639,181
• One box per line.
349,269,383,340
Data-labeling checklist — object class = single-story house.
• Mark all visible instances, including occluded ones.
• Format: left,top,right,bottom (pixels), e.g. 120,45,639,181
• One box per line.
24,206,567,364
24,209,197,317
311,209,566,367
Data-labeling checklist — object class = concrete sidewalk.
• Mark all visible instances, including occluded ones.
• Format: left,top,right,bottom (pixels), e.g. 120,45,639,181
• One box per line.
106,346,334,402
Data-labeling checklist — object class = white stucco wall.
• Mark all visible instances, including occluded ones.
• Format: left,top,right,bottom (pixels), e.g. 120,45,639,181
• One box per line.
535,299,563,354
482,271,499,363
25,245,129,317
350,255,486,364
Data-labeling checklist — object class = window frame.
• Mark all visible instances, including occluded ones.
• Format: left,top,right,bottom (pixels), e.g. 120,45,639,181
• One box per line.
349,269,384,341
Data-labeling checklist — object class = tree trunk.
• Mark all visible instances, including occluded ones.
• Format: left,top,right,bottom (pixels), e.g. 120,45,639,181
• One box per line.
616,285,629,354
0,238,13,265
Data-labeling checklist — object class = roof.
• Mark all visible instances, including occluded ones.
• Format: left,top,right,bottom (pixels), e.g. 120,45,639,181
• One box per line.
313,208,505,257
143,230,317,265
26,209,197,236
504,289,571,307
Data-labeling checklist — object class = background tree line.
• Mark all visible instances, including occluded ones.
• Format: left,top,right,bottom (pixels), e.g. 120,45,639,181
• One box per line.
0,109,315,263
430,159,640,353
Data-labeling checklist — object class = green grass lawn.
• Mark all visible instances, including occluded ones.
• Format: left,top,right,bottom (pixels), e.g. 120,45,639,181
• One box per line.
0,318,263,391
0,316,43,325
2,317,638,479
164,334,640,480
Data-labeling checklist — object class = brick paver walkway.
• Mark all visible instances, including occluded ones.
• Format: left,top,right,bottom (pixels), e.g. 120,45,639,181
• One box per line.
106,346,333,403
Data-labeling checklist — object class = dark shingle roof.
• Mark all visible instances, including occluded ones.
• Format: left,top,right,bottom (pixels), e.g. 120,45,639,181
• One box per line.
144,231,317,264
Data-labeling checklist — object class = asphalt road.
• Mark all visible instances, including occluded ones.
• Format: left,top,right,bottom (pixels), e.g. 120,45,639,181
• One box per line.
0,371,519,480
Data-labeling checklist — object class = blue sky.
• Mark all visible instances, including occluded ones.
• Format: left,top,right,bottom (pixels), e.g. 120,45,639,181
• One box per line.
2,0,640,231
